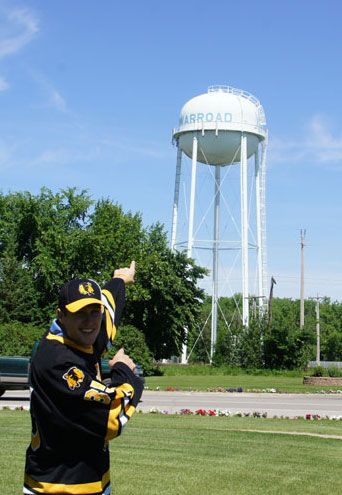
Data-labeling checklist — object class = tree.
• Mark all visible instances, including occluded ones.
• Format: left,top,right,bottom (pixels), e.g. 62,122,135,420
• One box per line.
0,247,39,324
0,189,206,359
126,224,207,359
105,325,155,375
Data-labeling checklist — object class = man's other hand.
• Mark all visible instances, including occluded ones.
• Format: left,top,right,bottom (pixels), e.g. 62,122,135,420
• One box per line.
108,348,136,371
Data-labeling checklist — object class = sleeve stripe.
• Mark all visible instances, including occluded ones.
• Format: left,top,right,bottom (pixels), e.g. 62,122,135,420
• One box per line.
105,384,135,441
125,405,136,418
90,380,107,391
101,290,115,321
119,415,129,428
102,289,116,344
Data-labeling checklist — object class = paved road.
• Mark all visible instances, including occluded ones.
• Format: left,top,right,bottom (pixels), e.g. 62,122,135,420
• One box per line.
1,390,341,418
138,391,342,417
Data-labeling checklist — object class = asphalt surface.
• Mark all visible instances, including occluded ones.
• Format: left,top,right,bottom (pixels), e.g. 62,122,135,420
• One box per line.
1,390,342,418
139,391,342,417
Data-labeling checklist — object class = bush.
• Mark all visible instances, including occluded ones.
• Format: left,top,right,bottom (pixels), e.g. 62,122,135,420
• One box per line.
311,366,325,377
105,324,160,376
158,364,304,377
323,332,342,361
327,366,342,377
264,325,314,370
0,322,45,356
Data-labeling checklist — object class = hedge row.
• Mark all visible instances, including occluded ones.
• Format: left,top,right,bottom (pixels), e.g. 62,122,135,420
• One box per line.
0,322,157,376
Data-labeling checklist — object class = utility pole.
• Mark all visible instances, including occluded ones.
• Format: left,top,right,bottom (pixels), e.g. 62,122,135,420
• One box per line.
268,276,276,328
300,229,306,329
309,295,324,366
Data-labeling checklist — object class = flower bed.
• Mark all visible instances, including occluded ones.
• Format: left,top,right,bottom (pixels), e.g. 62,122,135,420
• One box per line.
303,376,342,386
146,407,342,420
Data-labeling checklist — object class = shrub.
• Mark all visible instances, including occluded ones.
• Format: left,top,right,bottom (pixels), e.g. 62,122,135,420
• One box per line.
105,324,161,376
311,366,325,377
264,325,314,370
327,366,342,377
0,322,45,356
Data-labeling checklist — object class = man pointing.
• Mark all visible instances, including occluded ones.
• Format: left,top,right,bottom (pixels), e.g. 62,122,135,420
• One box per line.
24,261,143,495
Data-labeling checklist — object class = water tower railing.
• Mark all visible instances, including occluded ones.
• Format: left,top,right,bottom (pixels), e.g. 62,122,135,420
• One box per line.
208,85,266,126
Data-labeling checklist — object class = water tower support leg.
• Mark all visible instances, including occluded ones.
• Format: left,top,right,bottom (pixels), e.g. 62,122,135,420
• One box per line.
187,136,198,259
171,146,182,251
255,147,263,310
260,140,268,306
240,134,249,326
211,165,220,362
182,135,198,364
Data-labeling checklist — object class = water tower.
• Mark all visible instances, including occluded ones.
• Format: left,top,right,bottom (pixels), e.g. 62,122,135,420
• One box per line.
171,85,268,362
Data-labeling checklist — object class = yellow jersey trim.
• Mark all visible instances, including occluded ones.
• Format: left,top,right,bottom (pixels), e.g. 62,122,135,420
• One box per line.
25,469,110,494
105,383,134,441
46,333,93,355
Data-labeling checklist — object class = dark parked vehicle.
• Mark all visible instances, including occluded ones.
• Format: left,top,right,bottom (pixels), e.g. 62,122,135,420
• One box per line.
0,356,30,396
0,355,144,397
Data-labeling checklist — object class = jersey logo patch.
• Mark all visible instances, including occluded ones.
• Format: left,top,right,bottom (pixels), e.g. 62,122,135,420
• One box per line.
63,367,85,390
79,282,95,296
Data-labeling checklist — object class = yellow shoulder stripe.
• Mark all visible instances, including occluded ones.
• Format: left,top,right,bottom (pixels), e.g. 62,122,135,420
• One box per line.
46,333,93,354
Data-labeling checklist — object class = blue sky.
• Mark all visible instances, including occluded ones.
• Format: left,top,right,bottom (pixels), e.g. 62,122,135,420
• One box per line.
0,0,342,301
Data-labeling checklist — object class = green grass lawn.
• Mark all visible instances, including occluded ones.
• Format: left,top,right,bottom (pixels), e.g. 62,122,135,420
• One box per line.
1,410,341,495
146,374,342,393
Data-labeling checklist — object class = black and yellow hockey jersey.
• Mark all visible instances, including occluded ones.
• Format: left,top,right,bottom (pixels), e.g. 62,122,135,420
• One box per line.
24,278,144,495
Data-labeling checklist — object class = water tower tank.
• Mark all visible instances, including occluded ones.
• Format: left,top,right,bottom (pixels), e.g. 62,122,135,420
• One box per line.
173,85,267,165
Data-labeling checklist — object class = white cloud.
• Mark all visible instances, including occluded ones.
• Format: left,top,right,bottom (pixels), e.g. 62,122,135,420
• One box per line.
0,76,9,91
31,145,101,168
0,138,17,170
50,89,67,112
34,148,71,166
269,115,342,167
0,8,39,58
30,71,69,113
98,136,167,159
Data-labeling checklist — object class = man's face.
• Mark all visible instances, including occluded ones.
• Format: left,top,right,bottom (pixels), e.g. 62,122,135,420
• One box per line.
58,304,103,347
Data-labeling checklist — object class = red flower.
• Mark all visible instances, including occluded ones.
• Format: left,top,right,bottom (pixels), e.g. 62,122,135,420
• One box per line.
195,409,207,416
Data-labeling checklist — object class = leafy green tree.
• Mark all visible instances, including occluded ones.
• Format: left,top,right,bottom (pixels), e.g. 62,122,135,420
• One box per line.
0,188,93,323
105,325,156,375
126,224,207,359
324,331,342,361
305,298,342,361
264,298,315,369
0,248,39,324
237,316,266,368
2,188,340,366
0,189,206,360
0,322,45,356
187,296,212,364
192,295,326,369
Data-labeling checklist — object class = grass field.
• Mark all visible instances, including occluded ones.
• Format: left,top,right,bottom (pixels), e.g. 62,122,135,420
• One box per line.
1,410,341,494
146,373,342,393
